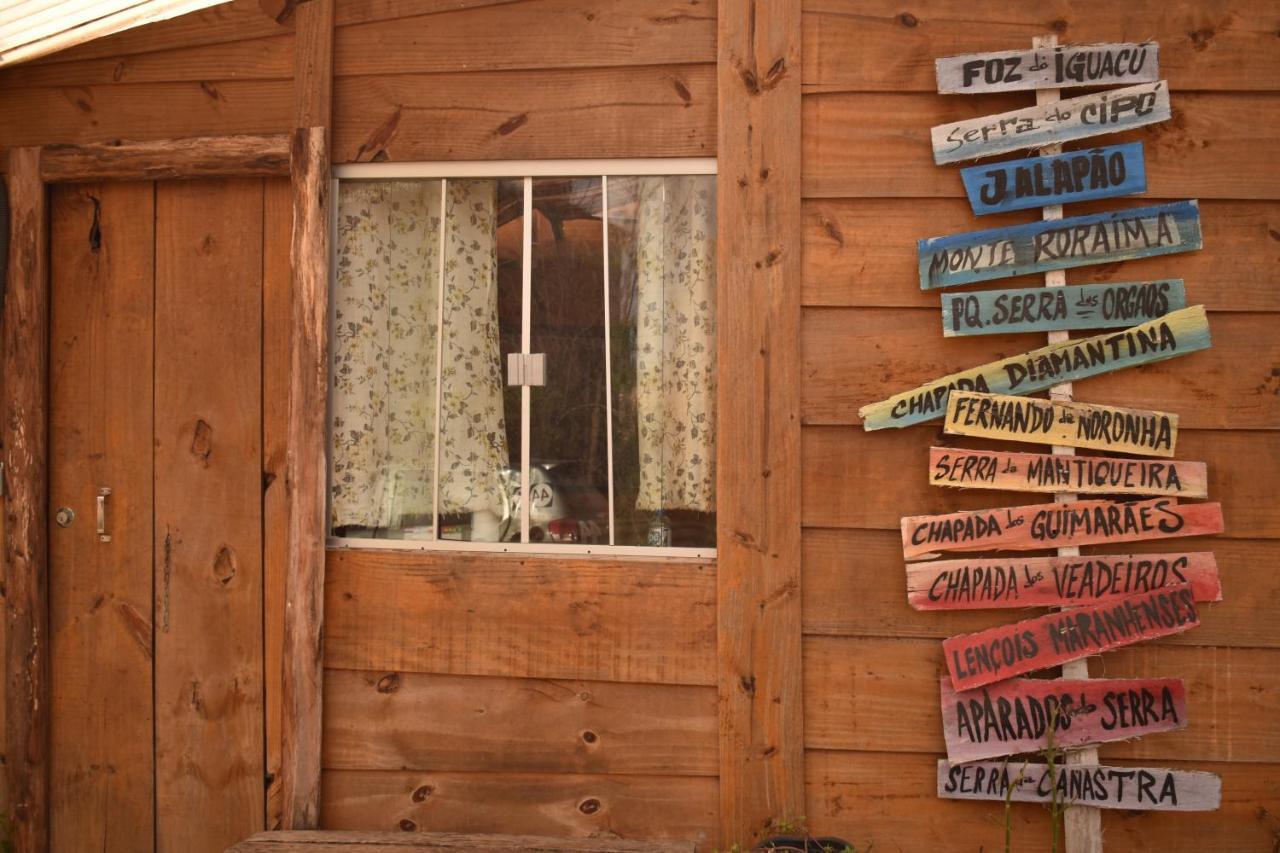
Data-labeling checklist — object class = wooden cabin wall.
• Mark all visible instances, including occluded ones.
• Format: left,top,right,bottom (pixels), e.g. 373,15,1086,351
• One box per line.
798,2,1280,851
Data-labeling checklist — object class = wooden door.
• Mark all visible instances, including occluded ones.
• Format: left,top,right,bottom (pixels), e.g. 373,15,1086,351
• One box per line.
48,178,283,852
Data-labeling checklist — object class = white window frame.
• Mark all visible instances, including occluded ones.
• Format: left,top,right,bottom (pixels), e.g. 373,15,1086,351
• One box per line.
327,158,718,559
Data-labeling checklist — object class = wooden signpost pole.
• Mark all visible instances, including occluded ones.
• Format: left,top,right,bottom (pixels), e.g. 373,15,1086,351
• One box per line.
1034,34,1104,853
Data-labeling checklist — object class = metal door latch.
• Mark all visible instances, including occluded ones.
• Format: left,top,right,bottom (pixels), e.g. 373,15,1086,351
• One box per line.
55,506,75,527
97,487,112,542
506,352,546,387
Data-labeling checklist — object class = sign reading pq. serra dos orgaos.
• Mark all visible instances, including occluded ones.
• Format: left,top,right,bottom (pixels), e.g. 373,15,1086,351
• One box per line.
854,37,1224,819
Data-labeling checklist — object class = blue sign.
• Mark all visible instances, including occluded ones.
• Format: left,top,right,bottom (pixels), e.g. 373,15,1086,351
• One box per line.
960,144,1147,216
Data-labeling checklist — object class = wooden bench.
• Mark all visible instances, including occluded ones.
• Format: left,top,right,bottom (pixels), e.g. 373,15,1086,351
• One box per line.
227,831,696,852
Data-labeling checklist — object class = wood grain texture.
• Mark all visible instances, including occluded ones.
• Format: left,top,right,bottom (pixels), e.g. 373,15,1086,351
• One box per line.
802,637,1280,762
39,134,291,182
716,0,805,846
230,829,695,852
805,750,1280,853
934,42,1158,94
333,65,715,162
334,0,526,27
941,279,1184,338
802,198,1280,311
800,0,1280,93
333,0,715,76
936,759,1221,811
154,178,266,850
293,0,333,128
3,147,49,853
324,549,716,685
957,143,1147,216
48,182,155,853
321,771,716,848
802,92,1280,199
928,446,1208,497
322,670,718,777
283,126,330,830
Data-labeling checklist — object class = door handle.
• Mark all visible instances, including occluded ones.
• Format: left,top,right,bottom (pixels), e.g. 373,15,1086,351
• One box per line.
97,487,112,542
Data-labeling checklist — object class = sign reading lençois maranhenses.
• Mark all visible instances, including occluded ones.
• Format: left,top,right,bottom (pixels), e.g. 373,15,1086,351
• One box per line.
918,200,1202,290
935,43,1158,94
960,143,1147,215
942,279,1185,337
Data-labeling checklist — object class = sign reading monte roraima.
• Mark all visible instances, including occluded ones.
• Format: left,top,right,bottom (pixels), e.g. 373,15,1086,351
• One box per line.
942,583,1200,690
944,391,1180,457
927,446,1208,498
937,760,1221,812
936,43,1159,94
960,143,1147,215
931,81,1170,164
860,305,1211,430
918,200,1202,290
940,676,1187,763
942,279,1185,338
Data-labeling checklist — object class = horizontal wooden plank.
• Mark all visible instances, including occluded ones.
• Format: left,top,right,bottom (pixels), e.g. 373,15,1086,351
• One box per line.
805,750,1280,853
942,280,1186,338
800,0,1280,94
928,446,1208,498
39,133,291,182
322,770,716,848
334,0,715,77
802,198,1280,311
230,830,693,852
802,92,1280,199
324,549,716,686
322,669,717,776
0,79,291,148
0,34,292,88
802,426,1280,538
937,759,1221,812
804,308,1278,430
935,43,1159,95
333,64,715,163
334,0,527,27
803,528,1276,648
802,636,1280,762
959,143,1147,216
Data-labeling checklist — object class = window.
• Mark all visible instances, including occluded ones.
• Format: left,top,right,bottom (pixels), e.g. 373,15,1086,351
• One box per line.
328,160,717,556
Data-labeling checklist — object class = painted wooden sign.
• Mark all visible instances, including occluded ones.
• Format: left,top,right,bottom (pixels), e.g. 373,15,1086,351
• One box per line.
918,200,1201,290
906,551,1221,611
944,392,1179,457
901,497,1225,561
960,144,1147,215
941,676,1187,764
860,304,1210,431
942,279,1184,337
927,447,1208,498
937,760,1220,812
936,43,1159,95
943,583,1200,690
932,80,1170,164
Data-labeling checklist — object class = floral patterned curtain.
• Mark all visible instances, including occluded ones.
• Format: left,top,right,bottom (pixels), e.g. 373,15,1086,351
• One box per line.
634,175,717,513
329,180,508,531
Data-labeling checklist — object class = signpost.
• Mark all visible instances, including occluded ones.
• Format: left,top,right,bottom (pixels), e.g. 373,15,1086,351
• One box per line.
942,279,1184,337
936,43,1158,94
940,676,1187,763
937,761,1221,812
943,392,1179,457
906,551,1221,610
900,497,1224,560
931,80,1170,164
927,447,1208,498
942,583,1200,690
959,143,1147,215
918,200,1202,290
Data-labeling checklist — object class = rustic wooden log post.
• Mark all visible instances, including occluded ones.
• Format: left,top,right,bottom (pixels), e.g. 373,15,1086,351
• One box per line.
282,125,330,830
716,1,805,847
3,146,50,853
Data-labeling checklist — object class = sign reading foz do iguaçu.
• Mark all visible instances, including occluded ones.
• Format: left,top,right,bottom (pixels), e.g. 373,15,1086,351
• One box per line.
900,497,1224,560
918,200,1201,290
931,81,1170,164
944,391,1179,457
942,279,1185,337
942,583,1200,690
935,43,1159,94
937,760,1220,812
940,676,1187,763
960,143,1147,215
860,305,1211,431
906,551,1221,611
927,446,1208,498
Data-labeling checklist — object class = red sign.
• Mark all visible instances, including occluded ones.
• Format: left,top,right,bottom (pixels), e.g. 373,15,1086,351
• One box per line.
943,583,1199,690
941,676,1188,763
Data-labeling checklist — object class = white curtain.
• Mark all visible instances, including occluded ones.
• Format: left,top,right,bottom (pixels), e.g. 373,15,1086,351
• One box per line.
634,175,717,513
329,180,508,531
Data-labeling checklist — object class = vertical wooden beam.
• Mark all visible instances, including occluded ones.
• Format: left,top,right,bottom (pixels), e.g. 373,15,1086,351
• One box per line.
715,2,804,847
3,147,48,853
292,0,334,131
282,126,330,830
